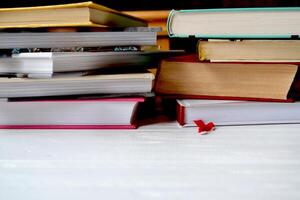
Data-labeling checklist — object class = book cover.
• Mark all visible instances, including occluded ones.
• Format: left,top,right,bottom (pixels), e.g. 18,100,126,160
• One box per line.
198,40,300,62
167,7,300,38
177,99,300,126
155,55,299,102
0,31,157,49
0,1,147,28
0,97,144,129
0,72,155,98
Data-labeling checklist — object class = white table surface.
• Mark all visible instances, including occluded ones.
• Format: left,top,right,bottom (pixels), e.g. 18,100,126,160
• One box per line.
1,121,300,200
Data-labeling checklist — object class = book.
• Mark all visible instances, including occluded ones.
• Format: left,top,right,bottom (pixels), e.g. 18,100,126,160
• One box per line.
167,7,300,38
155,56,299,102
0,51,177,75
124,10,170,50
198,40,300,62
177,99,300,126
0,72,154,98
0,31,157,49
124,10,169,36
0,97,144,129
0,1,147,29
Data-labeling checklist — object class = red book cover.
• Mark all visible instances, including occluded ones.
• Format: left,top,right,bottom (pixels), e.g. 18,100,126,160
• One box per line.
0,125,137,129
176,101,186,126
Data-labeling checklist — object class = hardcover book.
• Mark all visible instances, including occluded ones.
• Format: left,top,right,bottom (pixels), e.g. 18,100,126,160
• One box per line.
198,40,300,62
0,97,144,129
155,56,300,102
0,31,157,49
167,7,300,38
0,72,154,98
177,99,300,126
0,1,147,28
0,51,172,75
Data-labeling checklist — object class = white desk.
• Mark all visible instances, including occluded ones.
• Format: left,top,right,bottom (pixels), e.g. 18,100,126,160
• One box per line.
1,122,300,200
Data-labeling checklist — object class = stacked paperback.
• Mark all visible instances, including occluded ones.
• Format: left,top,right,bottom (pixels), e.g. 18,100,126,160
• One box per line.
156,7,300,127
0,1,165,129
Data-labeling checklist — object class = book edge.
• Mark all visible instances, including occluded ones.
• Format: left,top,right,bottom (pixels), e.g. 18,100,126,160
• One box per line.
0,124,137,129
176,100,186,126
157,94,294,103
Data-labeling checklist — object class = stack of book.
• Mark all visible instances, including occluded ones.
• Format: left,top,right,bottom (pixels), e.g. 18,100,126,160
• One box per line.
0,1,169,129
155,7,300,127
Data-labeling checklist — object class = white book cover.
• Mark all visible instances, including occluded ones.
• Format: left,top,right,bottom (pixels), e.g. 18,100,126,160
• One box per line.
0,31,157,48
177,99,300,126
0,97,144,129
0,72,154,98
1,50,182,76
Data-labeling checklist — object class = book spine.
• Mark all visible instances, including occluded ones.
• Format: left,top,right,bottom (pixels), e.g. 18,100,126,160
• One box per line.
176,102,186,126
159,94,294,103
167,9,176,38
197,40,206,61
0,125,137,129
8,97,145,103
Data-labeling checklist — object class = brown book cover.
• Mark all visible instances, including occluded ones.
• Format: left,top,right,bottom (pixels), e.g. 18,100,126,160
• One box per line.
155,55,300,102
198,40,300,62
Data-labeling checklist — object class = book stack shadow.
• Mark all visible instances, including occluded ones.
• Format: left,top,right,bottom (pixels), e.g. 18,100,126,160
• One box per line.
0,1,178,129
155,7,300,128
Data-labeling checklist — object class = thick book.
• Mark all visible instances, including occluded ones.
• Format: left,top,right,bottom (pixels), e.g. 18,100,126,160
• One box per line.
0,31,157,49
0,1,147,29
155,56,300,102
0,97,144,129
0,51,174,75
177,99,300,126
0,72,154,98
198,40,300,62
167,7,300,38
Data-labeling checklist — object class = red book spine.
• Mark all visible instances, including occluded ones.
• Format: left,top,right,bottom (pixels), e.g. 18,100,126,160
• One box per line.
176,102,186,126
0,125,137,129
